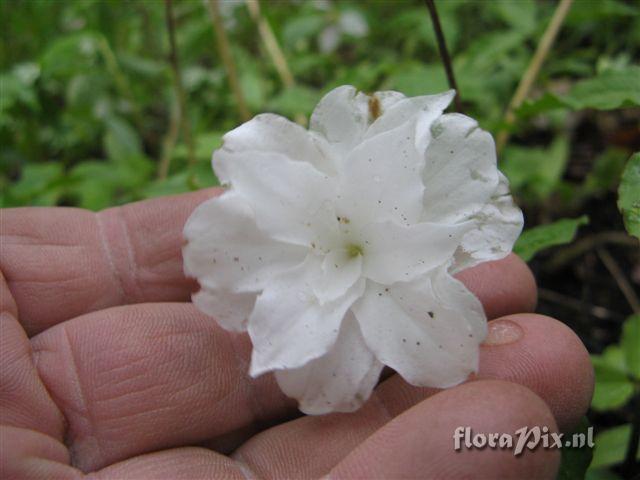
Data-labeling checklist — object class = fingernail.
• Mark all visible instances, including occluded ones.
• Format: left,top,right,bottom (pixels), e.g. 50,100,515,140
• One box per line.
483,319,523,346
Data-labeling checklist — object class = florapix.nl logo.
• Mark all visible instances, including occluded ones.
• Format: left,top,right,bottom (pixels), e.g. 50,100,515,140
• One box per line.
453,426,594,456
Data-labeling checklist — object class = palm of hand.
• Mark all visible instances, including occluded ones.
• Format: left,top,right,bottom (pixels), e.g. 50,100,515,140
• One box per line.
1,189,593,479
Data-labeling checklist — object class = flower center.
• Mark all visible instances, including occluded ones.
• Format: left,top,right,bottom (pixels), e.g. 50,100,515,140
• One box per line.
346,243,364,258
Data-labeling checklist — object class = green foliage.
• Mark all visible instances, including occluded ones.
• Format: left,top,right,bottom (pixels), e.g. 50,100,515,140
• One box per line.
502,138,568,202
588,314,640,478
591,350,634,412
514,216,589,262
564,66,640,110
591,424,640,469
519,66,640,116
3,163,65,207
621,314,640,378
557,417,594,480
618,152,640,239
591,315,640,412
581,149,629,198
2,0,638,213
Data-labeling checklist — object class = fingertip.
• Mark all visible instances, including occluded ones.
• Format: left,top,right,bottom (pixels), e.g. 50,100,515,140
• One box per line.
330,380,560,480
457,253,537,319
480,314,594,432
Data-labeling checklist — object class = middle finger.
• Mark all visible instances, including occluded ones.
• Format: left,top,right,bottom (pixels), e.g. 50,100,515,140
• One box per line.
30,256,536,472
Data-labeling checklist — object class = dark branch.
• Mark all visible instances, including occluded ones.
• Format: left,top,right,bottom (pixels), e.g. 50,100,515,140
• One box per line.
424,0,462,112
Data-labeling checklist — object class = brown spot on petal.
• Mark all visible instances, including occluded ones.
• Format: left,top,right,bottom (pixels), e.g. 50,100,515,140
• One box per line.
369,95,381,120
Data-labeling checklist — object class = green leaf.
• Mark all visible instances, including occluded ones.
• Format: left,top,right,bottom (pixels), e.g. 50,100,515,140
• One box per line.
590,356,634,411
68,156,152,211
385,63,448,97
516,92,567,117
490,0,537,35
585,469,623,480
618,152,640,238
267,86,319,119
581,149,629,196
39,32,100,78
514,216,589,262
282,14,326,47
564,67,640,110
103,117,142,162
143,172,192,199
516,67,640,117
502,138,569,201
557,417,594,480
600,345,629,372
621,314,640,377
8,163,65,206
591,424,639,469
567,0,639,25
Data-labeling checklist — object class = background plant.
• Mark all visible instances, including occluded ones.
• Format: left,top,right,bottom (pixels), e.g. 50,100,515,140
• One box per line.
1,0,638,478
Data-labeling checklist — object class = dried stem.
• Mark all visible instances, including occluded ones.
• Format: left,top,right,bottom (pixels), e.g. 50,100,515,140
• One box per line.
158,95,180,180
538,288,623,321
161,0,197,178
207,0,251,122
545,231,639,271
245,0,306,125
424,0,462,112
596,247,640,314
496,0,573,154
246,0,294,87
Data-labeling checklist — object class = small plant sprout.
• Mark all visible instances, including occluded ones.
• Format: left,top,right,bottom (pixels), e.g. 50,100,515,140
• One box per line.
183,86,523,415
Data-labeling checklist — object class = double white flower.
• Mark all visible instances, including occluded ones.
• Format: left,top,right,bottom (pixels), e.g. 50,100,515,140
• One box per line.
183,86,523,414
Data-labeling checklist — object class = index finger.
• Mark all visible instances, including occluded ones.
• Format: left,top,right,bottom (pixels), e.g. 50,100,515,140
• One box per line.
1,188,219,336
1,188,535,337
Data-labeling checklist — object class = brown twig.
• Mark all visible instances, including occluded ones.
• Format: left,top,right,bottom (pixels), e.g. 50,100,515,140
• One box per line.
496,0,573,154
538,288,624,321
161,0,197,179
424,0,462,112
545,231,639,271
596,247,640,314
207,0,251,122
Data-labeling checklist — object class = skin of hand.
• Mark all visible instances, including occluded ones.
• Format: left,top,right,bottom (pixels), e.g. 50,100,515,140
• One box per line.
0,188,594,480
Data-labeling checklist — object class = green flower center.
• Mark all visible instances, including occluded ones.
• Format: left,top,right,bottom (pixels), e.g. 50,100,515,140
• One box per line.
346,243,364,258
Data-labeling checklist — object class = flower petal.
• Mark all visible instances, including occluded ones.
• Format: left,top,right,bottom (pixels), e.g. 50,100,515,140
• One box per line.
335,94,453,227
354,268,487,388
421,113,500,224
275,312,383,415
452,172,524,273
335,119,425,226
365,90,455,144
183,191,307,292
310,85,370,156
249,256,365,376
214,147,339,247
360,220,473,285
215,113,335,177
192,288,255,332
311,249,363,304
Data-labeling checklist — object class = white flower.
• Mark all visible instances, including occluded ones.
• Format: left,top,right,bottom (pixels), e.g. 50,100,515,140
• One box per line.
183,86,523,415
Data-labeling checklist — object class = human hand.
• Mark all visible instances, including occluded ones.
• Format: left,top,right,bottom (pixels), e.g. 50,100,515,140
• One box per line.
1,189,593,479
